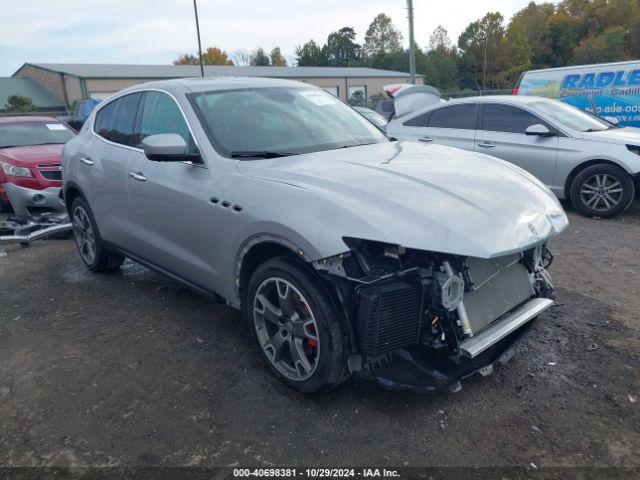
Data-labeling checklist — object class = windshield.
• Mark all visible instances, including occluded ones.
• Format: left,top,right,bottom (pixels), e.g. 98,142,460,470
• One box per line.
356,108,388,129
531,101,612,132
0,121,75,148
190,87,388,158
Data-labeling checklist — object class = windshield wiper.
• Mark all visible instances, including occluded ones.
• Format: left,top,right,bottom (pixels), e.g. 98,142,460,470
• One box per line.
230,150,296,159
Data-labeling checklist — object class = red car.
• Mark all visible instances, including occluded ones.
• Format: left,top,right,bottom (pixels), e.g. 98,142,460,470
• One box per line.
0,116,75,216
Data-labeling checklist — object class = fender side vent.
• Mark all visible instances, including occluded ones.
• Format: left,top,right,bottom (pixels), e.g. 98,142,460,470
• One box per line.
221,201,231,208
232,205,243,212
209,196,219,204
356,281,423,356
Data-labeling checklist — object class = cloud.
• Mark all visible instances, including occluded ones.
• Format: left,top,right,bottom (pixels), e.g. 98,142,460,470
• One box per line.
1,0,552,75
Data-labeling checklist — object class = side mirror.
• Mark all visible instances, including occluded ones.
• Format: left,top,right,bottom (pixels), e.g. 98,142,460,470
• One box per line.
604,116,619,125
143,133,188,162
525,124,554,136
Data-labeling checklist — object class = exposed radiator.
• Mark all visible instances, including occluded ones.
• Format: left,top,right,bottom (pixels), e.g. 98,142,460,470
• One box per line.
356,281,423,356
462,258,535,334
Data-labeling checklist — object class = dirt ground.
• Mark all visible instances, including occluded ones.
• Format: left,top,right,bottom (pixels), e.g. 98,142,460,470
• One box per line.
1,202,639,473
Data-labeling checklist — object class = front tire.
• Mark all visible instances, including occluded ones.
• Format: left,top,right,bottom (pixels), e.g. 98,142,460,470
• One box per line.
246,257,349,394
71,197,124,272
570,163,635,218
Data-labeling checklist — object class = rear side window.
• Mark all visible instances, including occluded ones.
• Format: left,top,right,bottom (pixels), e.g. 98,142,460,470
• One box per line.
481,104,543,134
403,112,430,127
94,93,141,146
138,91,192,146
427,104,476,129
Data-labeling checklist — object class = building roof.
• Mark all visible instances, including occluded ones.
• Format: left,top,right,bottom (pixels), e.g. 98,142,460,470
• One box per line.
0,77,66,111
17,63,422,80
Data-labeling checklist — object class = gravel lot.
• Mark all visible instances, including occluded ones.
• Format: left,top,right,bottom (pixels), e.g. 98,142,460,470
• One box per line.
1,202,639,472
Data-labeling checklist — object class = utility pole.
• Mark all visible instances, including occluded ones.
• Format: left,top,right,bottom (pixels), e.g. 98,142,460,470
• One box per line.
482,31,488,92
193,0,205,77
407,0,416,85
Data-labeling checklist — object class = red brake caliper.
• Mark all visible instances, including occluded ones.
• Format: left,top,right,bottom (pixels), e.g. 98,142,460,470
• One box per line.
303,305,317,355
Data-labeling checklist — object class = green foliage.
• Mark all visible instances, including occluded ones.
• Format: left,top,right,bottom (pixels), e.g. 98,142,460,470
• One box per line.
5,95,35,113
363,13,403,56
250,48,271,66
324,27,361,67
295,40,327,66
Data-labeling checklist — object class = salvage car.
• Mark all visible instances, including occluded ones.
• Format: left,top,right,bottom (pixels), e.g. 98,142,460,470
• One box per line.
62,78,568,393
0,116,73,216
387,96,640,218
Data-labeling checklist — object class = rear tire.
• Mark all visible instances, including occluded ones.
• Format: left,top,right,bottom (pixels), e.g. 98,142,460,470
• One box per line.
71,197,124,272
246,256,349,394
569,163,635,218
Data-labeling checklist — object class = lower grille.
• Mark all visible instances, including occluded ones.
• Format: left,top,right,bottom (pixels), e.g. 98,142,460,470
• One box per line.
40,170,62,181
357,281,423,356
462,259,534,333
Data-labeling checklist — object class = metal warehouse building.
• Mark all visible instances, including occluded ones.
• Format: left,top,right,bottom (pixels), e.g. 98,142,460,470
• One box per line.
12,63,423,107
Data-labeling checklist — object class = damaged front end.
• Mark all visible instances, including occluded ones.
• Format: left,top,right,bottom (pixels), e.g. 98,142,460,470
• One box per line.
314,238,556,393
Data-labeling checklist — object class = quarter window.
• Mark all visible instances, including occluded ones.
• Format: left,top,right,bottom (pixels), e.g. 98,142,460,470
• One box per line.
481,104,544,134
427,104,476,129
138,91,192,146
93,93,142,146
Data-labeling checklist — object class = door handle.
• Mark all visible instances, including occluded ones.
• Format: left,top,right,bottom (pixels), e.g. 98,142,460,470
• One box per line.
80,156,94,166
418,136,433,143
477,142,495,148
129,172,147,182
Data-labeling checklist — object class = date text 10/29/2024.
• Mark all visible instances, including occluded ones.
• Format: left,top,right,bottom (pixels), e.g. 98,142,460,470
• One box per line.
233,468,401,478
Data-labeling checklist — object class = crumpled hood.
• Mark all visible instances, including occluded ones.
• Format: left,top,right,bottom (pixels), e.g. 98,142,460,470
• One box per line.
582,126,640,145
0,144,64,166
238,141,568,259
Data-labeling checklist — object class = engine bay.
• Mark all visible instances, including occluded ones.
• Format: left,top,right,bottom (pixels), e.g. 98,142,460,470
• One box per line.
314,238,555,391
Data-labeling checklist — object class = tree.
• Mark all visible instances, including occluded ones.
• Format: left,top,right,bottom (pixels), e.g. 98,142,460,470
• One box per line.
428,25,452,51
270,47,287,67
363,13,403,56
201,47,233,65
250,48,271,66
230,49,252,66
458,12,506,90
324,27,361,67
423,26,459,92
500,23,532,85
5,95,35,113
295,40,327,66
173,53,200,65
573,25,628,64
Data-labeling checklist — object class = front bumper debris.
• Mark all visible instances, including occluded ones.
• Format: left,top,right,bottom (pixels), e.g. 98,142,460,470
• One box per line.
358,329,523,394
2,183,65,217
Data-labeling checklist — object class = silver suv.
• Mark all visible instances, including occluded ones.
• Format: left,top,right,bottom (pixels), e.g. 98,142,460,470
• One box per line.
387,96,640,218
63,78,567,393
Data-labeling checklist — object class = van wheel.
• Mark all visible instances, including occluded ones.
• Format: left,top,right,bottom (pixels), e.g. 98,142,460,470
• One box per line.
246,257,349,394
71,197,124,272
570,163,635,218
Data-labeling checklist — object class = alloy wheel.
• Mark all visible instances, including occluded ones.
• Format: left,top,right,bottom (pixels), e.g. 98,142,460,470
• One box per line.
73,206,96,264
579,173,624,212
253,277,320,381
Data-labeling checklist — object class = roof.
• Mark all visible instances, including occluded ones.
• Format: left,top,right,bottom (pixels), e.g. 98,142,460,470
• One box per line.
447,95,550,104
0,78,66,111
17,63,422,80
524,59,640,74
0,115,60,124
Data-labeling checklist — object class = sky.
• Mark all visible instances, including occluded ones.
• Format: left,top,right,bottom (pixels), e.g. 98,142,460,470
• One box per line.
1,0,546,76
